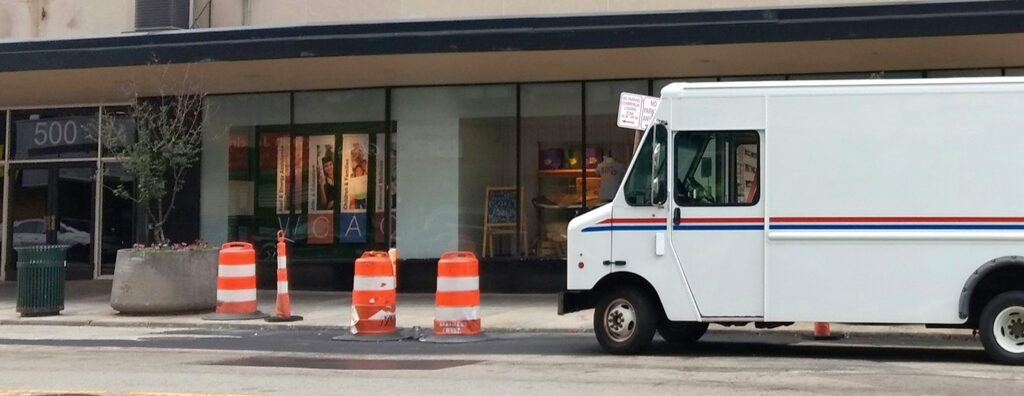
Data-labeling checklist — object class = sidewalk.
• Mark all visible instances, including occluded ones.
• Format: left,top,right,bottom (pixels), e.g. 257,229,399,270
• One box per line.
0,280,976,341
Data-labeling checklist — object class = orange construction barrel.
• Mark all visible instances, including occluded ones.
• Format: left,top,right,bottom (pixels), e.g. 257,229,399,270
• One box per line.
203,242,267,320
434,251,481,336
350,251,397,335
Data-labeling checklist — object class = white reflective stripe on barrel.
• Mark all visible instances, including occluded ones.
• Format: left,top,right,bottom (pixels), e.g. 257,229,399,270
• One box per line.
353,276,396,291
434,306,479,321
436,276,479,292
218,264,256,278
277,281,289,293
217,288,257,303
277,256,286,269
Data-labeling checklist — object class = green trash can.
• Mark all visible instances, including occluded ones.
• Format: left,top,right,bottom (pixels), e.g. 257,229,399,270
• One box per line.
15,245,69,317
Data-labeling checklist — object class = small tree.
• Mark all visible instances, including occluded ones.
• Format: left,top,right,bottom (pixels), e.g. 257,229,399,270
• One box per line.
99,91,206,244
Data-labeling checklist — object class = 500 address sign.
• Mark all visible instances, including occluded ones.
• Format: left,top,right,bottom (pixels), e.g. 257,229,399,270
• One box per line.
33,119,81,146
14,115,98,158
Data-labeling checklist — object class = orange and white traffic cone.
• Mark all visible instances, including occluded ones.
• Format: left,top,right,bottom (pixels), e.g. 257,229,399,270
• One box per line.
421,251,488,343
814,322,838,340
267,231,302,322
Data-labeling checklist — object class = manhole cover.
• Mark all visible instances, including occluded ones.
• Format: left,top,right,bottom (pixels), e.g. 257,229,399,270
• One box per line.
208,356,481,371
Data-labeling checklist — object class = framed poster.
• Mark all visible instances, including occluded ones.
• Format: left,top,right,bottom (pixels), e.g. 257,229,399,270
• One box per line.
341,134,369,211
307,135,335,244
339,134,369,243
275,136,290,215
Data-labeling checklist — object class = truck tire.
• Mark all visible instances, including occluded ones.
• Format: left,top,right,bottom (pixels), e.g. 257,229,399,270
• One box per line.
658,322,709,344
594,287,657,354
979,291,1024,364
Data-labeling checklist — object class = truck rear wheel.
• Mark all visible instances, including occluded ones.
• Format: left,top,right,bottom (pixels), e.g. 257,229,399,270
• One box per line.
979,291,1024,364
658,322,709,344
594,287,657,354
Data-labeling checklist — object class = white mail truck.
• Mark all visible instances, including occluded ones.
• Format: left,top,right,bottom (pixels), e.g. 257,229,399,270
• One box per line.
558,78,1024,364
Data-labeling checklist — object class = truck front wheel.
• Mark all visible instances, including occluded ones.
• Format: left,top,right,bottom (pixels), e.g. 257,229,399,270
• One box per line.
980,291,1024,364
594,287,657,354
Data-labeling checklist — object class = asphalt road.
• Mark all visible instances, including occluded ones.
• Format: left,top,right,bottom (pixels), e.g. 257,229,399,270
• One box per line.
0,325,1020,395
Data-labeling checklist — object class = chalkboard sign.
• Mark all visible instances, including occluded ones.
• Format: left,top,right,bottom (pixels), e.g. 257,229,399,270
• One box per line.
485,188,518,226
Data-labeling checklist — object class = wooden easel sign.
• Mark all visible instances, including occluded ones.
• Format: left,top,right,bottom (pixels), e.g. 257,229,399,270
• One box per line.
483,187,523,257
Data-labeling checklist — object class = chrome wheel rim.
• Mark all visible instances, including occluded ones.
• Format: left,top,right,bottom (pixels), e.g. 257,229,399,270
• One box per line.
604,298,637,343
994,306,1024,354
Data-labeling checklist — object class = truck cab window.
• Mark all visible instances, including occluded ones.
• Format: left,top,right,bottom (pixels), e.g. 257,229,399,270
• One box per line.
623,125,666,206
675,131,759,206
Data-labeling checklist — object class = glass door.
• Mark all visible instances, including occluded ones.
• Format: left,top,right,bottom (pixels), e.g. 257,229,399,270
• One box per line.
7,164,96,280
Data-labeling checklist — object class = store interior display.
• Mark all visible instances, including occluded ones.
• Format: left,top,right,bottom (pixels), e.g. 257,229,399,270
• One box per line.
531,143,629,256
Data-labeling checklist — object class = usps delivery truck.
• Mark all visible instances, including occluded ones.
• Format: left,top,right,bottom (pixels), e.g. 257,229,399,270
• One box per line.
559,78,1024,364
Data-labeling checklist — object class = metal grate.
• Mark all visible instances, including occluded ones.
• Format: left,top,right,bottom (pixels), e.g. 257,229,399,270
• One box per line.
135,0,190,31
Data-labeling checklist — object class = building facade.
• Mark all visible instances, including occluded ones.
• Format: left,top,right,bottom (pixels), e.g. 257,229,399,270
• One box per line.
1,0,1023,290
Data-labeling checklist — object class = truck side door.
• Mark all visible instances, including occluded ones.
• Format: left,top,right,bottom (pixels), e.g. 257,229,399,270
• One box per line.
670,130,765,318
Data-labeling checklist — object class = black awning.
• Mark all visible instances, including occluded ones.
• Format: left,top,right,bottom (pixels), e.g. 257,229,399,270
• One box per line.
2,1,1023,73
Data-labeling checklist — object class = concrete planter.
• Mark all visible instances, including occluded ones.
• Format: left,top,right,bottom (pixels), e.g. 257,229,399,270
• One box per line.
110,248,218,315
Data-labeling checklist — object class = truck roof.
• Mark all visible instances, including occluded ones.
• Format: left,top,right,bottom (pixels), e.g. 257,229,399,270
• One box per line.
660,76,1024,98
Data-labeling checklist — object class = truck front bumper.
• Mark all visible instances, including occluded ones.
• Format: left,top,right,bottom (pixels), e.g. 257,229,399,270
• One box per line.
557,290,595,315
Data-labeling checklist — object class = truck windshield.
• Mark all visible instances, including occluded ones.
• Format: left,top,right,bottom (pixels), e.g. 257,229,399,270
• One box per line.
623,125,666,206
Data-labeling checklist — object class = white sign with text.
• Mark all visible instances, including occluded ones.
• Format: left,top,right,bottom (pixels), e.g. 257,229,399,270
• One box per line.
617,92,660,130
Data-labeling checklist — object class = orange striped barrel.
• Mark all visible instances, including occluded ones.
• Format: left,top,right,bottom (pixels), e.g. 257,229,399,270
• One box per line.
350,251,397,335
216,242,259,314
434,251,481,336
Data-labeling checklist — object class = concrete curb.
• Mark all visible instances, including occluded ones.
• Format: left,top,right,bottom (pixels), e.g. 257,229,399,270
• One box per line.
0,319,978,342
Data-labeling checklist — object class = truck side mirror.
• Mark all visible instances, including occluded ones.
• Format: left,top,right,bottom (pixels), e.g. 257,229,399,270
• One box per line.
651,141,666,205
651,176,663,206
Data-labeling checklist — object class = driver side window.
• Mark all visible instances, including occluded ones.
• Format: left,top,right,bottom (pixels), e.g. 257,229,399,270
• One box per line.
623,125,667,206
675,131,760,206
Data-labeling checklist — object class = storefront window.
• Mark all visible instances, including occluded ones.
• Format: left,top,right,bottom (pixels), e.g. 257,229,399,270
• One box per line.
1,112,6,160
927,69,1001,78
10,108,99,159
393,85,516,259
99,106,136,157
100,163,137,276
653,77,715,95
521,83,582,257
202,94,290,257
586,80,647,206
294,89,390,259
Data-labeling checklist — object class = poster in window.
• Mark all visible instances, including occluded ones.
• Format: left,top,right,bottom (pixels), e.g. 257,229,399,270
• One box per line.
275,137,290,215
227,129,250,174
257,132,287,210
342,135,369,211
339,134,369,243
307,135,335,244
292,138,304,212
